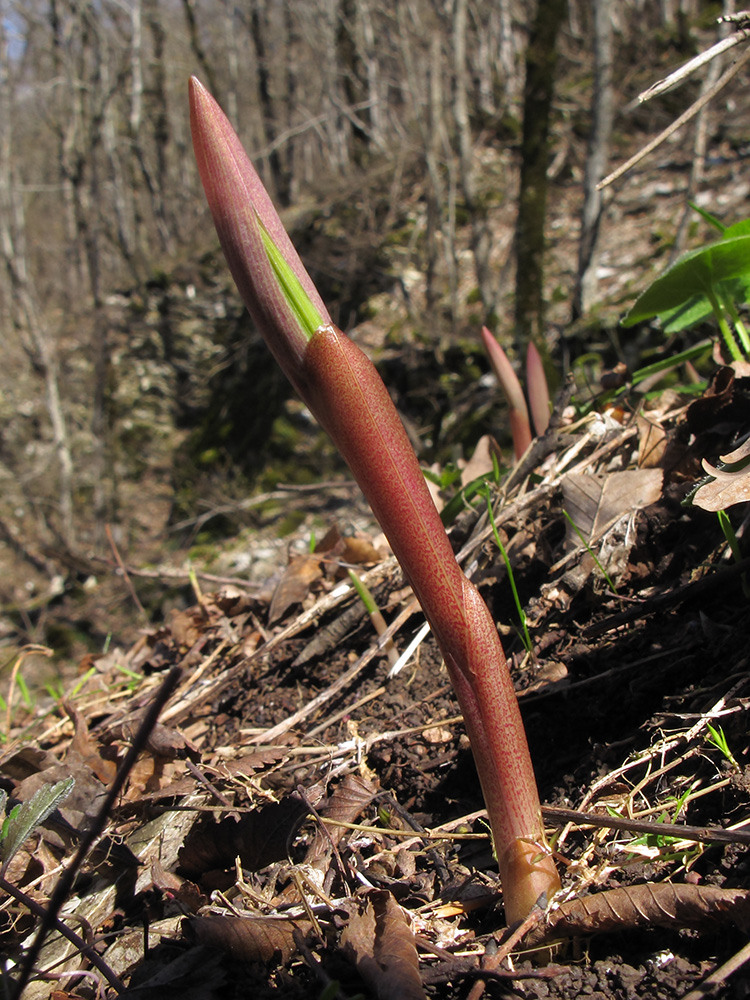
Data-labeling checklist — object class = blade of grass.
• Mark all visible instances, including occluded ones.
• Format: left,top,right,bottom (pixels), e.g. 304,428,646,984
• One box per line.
482,487,533,655
562,509,618,594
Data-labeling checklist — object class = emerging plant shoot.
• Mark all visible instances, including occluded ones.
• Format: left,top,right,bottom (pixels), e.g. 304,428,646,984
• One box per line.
189,76,560,923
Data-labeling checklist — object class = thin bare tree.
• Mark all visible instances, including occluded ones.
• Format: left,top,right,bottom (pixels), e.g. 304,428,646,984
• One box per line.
574,0,614,316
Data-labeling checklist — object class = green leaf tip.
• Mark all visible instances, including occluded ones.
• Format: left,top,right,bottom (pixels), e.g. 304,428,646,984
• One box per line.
258,220,323,340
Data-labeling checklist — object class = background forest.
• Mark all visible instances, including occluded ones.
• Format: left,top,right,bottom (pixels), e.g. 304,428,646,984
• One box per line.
1,0,748,683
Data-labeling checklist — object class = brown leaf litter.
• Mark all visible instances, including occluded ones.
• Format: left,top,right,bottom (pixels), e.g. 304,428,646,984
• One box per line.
2,382,750,999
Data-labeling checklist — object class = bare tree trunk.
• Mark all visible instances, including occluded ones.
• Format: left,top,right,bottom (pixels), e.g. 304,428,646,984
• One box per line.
284,0,300,202
144,0,172,244
515,0,567,353
250,0,290,203
428,30,458,322
222,0,239,126
498,0,520,105
336,0,370,162
670,0,733,262
0,13,76,551
358,0,385,147
454,0,494,314
181,0,219,99
574,0,614,317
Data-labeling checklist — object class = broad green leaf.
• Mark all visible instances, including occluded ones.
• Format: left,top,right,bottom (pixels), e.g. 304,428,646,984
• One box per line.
0,776,75,874
660,276,750,332
724,219,750,239
622,234,750,326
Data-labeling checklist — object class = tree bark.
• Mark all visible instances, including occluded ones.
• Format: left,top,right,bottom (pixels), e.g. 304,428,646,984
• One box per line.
1,9,76,550
574,0,614,317
453,0,494,315
515,0,567,352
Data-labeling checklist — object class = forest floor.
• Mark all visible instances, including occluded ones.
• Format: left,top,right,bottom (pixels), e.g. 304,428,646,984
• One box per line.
5,43,750,999
3,357,750,999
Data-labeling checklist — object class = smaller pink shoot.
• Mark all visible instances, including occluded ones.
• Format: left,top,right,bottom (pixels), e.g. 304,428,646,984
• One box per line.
481,327,532,461
526,342,550,437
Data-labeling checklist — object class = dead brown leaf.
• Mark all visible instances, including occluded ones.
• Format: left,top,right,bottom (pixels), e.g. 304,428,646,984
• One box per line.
187,914,311,965
169,607,206,649
526,883,750,947
65,702,118,785
114,944,226,998
687,366,744,433
693,436,750,511
1,744,109,851
304,773,378,866
562,470,664,544
341,534,383,565
637,415,667,469
341,888,426,1000
268,555,324,623
460,435,503,487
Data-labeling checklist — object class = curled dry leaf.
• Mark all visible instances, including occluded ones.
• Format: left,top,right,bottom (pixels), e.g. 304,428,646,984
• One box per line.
304,772,378,867
268,554,325,623
636,415,668,469
525,883,750,947
169,607,207,649
186,914,311,965
340,533,383,566
693,436,750,511
459,434,503,487
65,702,118,786
341,888,426,1000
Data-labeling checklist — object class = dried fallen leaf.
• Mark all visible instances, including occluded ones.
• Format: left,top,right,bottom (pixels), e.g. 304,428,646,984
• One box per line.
636,415,667,469
525,883,750,946
169,607,206,649
187,914,310,965
341,534,383,565
268,555,324,623
562,470,664,544
304,773,378,867
693,437,750,511
65,702,118,785
687,366,744,433
460,434,503,487
116,943,226,998
341,889,426,1000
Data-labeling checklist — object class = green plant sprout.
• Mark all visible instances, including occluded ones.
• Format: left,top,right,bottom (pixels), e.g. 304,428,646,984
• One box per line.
481,487,533,656
44,666,98,705
347,568,399,668
622,209,750,362
117,665,144,692
717,509,750,599
562,510,618,593
606,800,702,866
13,673,33,712
706,721,740,771
423,461,508,527
190,76,561,921
0,778,75,878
